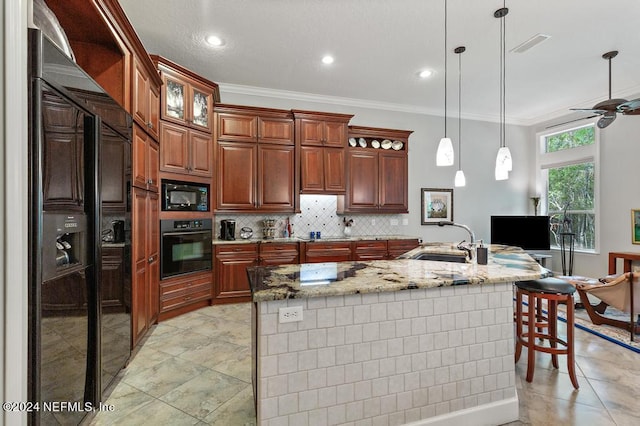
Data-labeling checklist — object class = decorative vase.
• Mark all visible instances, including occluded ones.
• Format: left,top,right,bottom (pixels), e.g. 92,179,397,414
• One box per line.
531,197,540,216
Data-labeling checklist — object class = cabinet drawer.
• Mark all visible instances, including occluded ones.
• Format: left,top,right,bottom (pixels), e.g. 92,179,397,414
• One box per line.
354,240,387,251
160,273,211,296
216,243,259,256
260,243,299,254
305,241,351,251
161,286,212,312
305,241,352,263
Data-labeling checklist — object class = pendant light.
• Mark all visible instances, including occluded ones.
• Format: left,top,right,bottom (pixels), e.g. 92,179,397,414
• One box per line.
494,2,512,180
454,46,466,187
436,0,454,166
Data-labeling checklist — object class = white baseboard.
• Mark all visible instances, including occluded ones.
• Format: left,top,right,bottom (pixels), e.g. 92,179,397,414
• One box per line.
403,393,519,426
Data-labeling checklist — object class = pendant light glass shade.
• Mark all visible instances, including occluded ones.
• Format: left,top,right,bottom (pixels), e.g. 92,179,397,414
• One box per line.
495,162,509,180
454,170,466,187
496,146,512,171
436,137,454,166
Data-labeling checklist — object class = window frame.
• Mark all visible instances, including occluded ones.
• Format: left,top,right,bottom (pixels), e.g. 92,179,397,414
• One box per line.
536,120,600,254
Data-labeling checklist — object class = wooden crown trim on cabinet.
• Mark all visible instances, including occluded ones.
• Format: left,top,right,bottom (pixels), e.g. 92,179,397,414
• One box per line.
291,109,355,123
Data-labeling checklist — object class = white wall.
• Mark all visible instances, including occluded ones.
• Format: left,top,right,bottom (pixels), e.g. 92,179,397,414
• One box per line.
220,90,531,246
3,0,29,425
532,113,640,277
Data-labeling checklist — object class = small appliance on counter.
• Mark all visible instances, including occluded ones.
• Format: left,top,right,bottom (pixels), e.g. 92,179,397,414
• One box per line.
240,227,253,239
220,219,236,240
112,220,125,243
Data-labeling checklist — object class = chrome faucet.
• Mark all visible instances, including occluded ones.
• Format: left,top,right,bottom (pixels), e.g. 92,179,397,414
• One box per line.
438,221,476,260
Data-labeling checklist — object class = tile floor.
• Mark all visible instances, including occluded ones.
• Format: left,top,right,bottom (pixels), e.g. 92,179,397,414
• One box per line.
90,302,639,425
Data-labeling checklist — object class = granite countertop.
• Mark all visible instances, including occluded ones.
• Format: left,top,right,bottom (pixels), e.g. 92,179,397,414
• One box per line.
247,243,550,302
212,235,419,245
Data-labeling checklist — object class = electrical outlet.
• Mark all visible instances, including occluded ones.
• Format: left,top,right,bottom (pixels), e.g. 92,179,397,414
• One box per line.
390,219,399,226
279,306,303,323
371,219,376,225
402,218,409,226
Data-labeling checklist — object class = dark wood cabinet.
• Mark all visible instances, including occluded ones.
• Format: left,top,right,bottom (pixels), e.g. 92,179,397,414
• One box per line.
215,139,296,211
387,239,420,259
338,126,412,214
296,117,348,147
304,241,352,263
293,110,353,194
154,56,219,134
132,56,159,140
379,151,408,212
159,121,213,177
353,240,388,261
215,105,296,213
131,188,159,346
216,141,257,211
214,243,259,303
159,272,212,320
345,149,379,211
132,125,159,192
258,144,295,211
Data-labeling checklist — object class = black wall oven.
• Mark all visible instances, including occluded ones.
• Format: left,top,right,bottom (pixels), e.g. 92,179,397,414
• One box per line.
161,219,212,279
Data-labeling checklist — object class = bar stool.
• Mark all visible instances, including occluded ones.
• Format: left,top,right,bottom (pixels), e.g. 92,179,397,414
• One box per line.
514,277,579,389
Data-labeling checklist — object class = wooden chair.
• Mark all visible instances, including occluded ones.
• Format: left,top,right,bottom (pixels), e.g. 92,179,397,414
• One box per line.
559,272,639,341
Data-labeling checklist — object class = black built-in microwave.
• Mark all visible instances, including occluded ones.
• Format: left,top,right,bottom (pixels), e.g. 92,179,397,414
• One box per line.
161,180,209,211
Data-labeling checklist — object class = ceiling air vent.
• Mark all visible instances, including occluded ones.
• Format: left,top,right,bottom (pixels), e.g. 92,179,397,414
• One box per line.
511,33,551,53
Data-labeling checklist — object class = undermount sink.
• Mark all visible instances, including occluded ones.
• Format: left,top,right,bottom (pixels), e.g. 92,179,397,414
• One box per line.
411,253,468,263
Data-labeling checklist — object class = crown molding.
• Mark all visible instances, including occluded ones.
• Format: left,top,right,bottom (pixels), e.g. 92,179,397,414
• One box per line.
218,82,640,127
218,82,530,125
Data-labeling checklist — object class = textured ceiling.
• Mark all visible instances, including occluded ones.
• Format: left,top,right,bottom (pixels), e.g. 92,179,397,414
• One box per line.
119,0,640,125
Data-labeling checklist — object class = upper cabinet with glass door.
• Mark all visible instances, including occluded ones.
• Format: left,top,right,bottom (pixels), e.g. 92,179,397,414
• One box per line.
152,55,220,133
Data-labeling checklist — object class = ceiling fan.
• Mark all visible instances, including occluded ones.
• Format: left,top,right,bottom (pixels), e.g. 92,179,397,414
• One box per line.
571,50,640,129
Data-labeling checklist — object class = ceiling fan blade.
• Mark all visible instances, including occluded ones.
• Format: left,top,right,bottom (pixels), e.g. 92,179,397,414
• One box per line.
545,114,599,129
597,112,617,129
618,98,640,114
570,108,607,115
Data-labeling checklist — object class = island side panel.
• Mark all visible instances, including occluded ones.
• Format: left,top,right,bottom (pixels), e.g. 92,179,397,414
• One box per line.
255,283,517,425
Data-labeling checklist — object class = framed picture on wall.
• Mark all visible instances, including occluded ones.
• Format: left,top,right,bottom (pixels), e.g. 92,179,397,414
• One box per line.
421,188,453,225
632,209,640,244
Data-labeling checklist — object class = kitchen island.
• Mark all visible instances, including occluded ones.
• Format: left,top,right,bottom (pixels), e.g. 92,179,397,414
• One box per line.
247,244,549,426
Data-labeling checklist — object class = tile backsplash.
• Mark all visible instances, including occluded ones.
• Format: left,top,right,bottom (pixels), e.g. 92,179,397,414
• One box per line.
215,195,410,239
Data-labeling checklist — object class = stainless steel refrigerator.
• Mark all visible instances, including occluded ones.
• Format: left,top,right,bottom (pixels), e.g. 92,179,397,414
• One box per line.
28,28,132,425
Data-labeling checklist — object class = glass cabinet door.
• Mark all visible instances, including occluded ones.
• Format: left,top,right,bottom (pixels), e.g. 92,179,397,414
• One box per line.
190,86,212,132
165,77,185,121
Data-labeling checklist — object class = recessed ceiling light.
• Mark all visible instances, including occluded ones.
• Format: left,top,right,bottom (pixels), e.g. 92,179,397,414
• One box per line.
418,69,433,79
322,55,334,65
206,35,224,47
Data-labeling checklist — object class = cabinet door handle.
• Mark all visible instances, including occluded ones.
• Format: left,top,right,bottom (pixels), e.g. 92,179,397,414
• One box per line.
147,122,154,129
147,179,153,184
148,256,153,263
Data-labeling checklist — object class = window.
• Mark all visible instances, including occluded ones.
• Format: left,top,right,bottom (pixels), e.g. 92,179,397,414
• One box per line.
537,122,599,252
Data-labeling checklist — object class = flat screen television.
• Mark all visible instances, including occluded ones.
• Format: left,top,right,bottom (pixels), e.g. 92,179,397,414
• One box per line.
490,216,551,251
